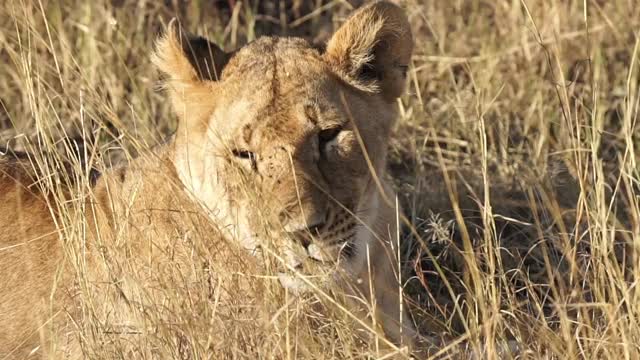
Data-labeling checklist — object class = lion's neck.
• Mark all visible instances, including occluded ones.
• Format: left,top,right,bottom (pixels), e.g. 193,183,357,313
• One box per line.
91,141,202,226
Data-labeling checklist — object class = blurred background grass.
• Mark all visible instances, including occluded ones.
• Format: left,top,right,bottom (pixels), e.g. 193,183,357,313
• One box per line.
1,0,639,358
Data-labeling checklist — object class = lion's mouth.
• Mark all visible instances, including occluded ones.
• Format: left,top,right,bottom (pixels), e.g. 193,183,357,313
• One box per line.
287,220,356,262
276,240,356,295
275,206,360,293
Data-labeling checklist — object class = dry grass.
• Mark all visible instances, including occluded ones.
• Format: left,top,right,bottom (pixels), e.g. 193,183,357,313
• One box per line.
1,0,639,358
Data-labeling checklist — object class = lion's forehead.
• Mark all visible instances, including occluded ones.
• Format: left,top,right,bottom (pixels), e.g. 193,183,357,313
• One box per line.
223,37,327,84
211,93,309,137
213,38,347,149
211,106,320,166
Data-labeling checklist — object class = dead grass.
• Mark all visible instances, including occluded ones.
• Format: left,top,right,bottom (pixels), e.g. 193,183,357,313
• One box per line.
1,0,639,358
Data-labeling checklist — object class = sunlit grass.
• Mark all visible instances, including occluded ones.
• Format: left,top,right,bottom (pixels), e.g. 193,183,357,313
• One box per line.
0,0,638,358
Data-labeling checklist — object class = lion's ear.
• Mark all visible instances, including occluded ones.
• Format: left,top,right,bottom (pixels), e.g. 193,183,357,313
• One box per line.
153,19,230,83
324,1,413,101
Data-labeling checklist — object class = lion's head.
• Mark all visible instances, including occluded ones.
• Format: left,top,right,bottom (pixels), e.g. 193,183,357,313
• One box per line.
154,1,413,270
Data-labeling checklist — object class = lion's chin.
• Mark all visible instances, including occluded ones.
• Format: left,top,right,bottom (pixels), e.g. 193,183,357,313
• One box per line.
277,273,311,295
276,270,335,295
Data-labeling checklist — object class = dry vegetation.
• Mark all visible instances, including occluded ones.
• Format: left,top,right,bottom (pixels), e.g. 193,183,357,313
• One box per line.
1,0,639,358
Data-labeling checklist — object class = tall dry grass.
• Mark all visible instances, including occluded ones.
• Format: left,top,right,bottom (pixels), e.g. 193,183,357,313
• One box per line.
0,0,639,358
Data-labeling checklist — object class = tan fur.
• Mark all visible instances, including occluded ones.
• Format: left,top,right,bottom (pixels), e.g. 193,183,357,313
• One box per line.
0,157,71,357
0,1,415,357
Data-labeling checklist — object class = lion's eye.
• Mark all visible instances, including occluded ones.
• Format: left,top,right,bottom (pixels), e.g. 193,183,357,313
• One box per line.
318,127,342,148
232,149,257,170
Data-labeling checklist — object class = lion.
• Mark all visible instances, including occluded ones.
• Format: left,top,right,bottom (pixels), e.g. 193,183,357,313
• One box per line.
0,1,416,357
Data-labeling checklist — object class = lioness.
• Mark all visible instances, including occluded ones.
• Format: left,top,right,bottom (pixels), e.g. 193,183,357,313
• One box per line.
0,1,416,357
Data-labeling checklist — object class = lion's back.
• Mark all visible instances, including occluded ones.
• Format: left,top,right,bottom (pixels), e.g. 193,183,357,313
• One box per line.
0,157,69,358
